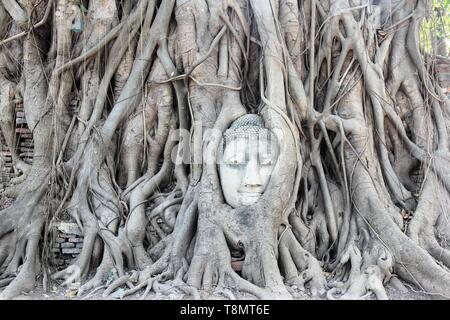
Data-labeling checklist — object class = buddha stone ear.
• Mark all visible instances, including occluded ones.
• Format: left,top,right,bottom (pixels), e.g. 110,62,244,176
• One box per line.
71,5,83,33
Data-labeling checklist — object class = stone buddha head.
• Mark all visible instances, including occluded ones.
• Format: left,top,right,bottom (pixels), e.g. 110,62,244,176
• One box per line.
218,114,279,208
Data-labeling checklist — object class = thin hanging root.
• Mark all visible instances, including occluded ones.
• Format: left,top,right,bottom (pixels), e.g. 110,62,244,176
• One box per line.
55,17,136,76
0,0,53,45
53,165,125,288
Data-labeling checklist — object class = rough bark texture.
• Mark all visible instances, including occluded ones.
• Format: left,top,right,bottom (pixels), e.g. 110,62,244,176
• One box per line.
0,0,450,300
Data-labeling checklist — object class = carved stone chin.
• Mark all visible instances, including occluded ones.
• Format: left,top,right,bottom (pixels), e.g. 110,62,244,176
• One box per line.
218,114,279,208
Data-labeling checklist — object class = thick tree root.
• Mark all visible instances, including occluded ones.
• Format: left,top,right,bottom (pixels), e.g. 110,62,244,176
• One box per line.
327,244,390,300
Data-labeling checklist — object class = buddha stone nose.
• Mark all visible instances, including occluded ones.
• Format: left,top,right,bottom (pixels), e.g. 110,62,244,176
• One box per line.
242,159,263,188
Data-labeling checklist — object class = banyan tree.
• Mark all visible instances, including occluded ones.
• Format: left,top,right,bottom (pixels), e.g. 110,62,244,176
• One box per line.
0,0,450,300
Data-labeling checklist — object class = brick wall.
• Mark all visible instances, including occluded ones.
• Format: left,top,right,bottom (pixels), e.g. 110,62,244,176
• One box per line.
0,97,78,190
1,97,79,267
0,99,32,190
436,56,450,99
50,222,84,268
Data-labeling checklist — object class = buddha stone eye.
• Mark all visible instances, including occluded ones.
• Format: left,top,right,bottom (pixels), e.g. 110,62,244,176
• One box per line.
259,155,272,166
226,157,244,166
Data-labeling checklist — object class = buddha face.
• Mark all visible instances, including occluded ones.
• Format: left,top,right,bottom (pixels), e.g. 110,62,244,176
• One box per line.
218,116,279,208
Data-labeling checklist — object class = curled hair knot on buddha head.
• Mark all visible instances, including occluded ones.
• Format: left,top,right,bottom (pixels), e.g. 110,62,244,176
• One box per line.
222,114,272,148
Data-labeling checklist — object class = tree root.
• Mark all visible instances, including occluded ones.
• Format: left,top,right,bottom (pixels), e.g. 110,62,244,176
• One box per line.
327,243,390,300
279,227,327,297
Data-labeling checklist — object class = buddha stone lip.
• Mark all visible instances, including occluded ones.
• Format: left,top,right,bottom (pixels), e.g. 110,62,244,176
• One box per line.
238,191,262,196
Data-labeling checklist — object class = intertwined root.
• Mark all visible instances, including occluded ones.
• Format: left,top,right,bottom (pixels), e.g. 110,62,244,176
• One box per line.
279,228,327,297
0,212,44,299
326,244,392,300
